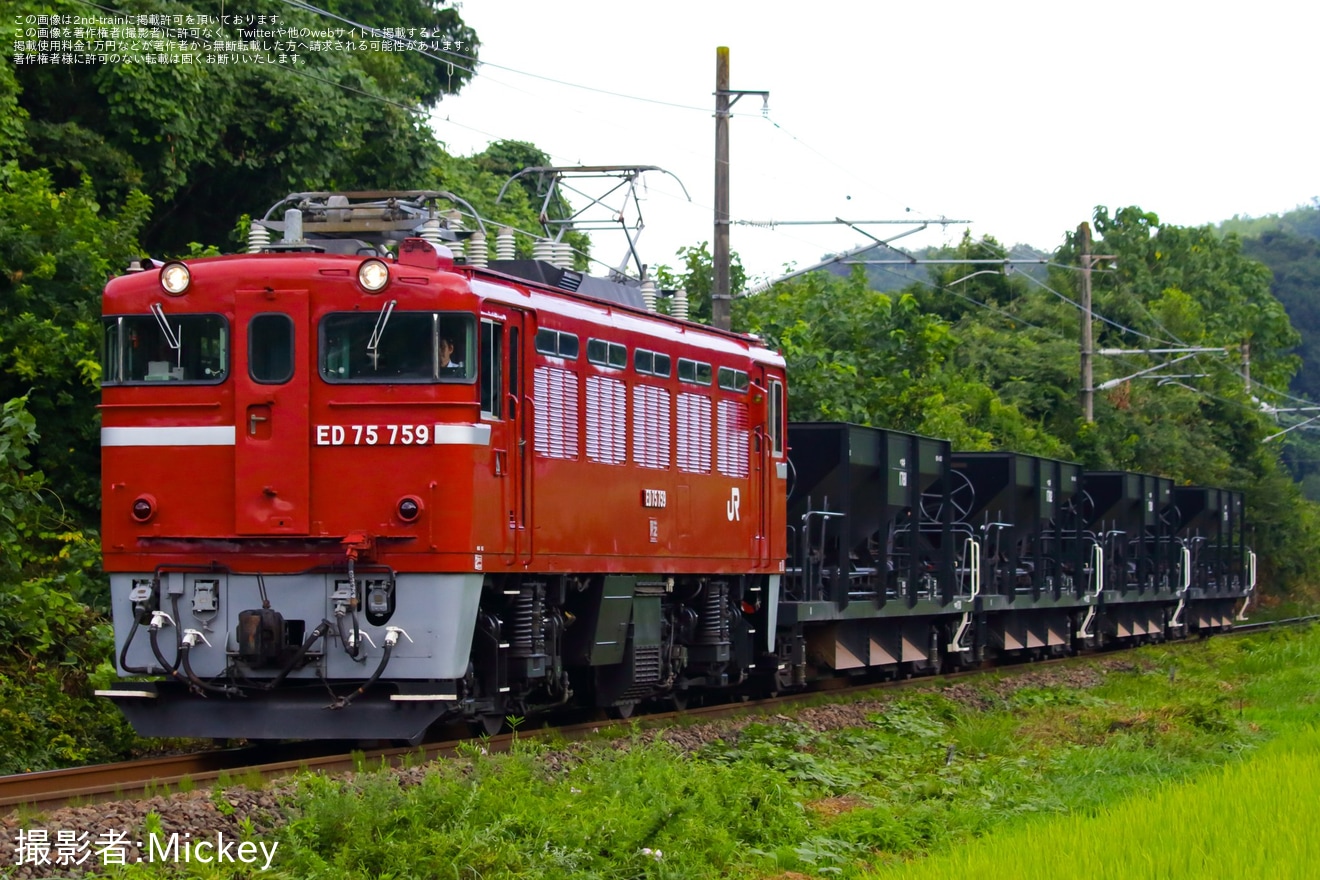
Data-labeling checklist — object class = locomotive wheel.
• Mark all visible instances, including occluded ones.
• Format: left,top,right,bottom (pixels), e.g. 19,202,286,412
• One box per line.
474,714,505,737
610,700,638,720
670,691,690,711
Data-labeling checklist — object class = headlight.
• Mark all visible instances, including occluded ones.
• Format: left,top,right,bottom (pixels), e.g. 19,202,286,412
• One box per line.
160,262,191,295
131,494,157,522
358,259,390,292
397,496,422,523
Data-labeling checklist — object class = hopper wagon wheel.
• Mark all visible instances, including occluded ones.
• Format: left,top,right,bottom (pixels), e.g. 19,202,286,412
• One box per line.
609,700,638,720
474,714,505,737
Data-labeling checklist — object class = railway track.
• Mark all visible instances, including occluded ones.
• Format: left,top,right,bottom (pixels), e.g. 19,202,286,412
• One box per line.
4,615,1314,814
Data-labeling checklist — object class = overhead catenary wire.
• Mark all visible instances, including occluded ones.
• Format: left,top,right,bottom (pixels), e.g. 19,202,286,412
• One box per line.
757,114,941,225
1046,256,1320,413
1014,270,1181,348
869,266,1049,332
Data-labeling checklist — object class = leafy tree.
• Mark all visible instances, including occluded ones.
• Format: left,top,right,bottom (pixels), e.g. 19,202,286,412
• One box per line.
7,0,480,255
1240,222,1320,400
735,266,1067,456
0,397,135,772
654,241,747,324
0,164,151,517
1220,198,1320,240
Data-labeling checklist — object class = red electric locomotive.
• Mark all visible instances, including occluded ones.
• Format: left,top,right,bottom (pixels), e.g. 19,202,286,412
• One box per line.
100,192,788,741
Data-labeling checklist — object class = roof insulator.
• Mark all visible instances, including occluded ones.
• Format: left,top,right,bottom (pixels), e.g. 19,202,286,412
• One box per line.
248,223,271,254
673,285,689,321
554,240,575,270
495,227,516,261
532,239,555,264
641,275,657,312
467,229,488,269
446,210,466,260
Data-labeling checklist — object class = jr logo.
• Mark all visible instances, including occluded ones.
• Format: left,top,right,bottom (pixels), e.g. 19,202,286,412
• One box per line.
727,487,741,522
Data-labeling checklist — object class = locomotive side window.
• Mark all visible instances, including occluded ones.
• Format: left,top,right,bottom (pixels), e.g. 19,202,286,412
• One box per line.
717,367,749,393
634,349,671,378
102,313,228,384
320,311,475,383
536,328,579,359
678,358,712,385
480,320,502,417
587,338,627,369
248,314,294,384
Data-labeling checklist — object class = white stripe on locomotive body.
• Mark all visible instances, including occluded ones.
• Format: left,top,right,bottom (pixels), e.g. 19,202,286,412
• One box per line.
101,426,237,447
432,423,492,446
103,424,492,447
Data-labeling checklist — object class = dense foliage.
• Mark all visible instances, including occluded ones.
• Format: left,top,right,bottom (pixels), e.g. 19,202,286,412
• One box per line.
9,0,477,253
0,397,137,772
1221,202,1320,502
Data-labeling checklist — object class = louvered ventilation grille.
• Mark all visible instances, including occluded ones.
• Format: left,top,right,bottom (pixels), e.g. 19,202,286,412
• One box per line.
631,385,671,469
586,376,626,464
677,392,712,474
534,366,579,459
717,399,749,478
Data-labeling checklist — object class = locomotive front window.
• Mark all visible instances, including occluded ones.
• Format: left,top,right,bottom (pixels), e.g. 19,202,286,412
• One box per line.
249,313,294,384
102,313,228,384
319,311,476,383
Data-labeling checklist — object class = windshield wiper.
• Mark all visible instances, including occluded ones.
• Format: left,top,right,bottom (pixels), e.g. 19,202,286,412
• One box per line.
366,299,397,370
149,302,182,350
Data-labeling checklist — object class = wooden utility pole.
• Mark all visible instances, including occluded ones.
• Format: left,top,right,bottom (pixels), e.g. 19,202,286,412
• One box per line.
713,47,731,330
1079,222,1094,423
712,48,767,331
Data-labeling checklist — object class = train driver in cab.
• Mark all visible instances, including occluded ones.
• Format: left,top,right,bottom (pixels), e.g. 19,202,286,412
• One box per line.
439,336,463,374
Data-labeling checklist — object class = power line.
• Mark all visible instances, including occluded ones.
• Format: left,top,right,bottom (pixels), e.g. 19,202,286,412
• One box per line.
869,266,1049,332
758,114,941,224
1014,270,1180,347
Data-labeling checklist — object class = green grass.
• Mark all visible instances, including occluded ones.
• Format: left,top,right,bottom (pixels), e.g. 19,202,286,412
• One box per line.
87,624,1320,878
867,725,1320,879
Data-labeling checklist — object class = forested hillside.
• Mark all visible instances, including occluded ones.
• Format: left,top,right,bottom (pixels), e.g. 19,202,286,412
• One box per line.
1216,202,1320,500
1224,201,1320,398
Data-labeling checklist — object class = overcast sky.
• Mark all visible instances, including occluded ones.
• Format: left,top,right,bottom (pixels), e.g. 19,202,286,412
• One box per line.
429,0,1317,282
